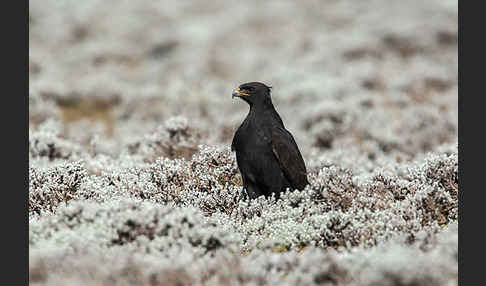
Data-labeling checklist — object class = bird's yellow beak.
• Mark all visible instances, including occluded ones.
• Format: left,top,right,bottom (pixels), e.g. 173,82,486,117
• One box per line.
232,87,250,98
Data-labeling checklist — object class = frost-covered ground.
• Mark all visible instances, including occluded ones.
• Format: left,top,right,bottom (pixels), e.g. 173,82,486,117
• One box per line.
29,0,458,285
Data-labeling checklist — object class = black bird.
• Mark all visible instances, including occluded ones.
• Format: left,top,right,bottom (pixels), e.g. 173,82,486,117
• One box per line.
231,82,309,199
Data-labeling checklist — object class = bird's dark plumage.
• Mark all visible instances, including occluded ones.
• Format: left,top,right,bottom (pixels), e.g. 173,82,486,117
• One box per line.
231,82,309,199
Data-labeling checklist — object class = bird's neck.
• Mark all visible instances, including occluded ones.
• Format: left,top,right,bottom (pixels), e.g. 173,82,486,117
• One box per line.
249,97,275,111
249,102,273,114
248,102,284,126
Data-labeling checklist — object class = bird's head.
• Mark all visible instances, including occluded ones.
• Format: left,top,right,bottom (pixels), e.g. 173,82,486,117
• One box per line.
232,82,273,107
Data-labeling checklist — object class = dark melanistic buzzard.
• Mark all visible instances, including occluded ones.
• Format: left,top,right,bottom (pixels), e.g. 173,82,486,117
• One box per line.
231,82,309,199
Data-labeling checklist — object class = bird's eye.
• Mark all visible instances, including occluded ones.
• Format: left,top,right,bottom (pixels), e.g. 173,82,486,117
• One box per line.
243,86,254,92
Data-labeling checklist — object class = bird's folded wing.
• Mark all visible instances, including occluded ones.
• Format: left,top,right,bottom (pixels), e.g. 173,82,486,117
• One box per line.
271,127,309,190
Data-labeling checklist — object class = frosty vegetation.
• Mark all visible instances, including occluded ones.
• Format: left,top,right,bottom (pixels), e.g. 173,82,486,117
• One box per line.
29,0,457,285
